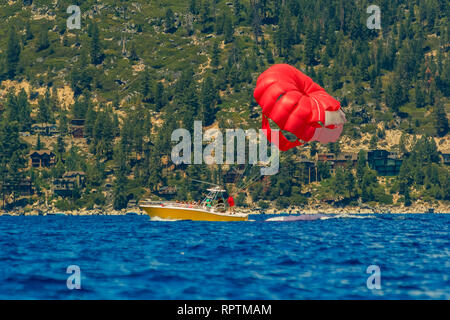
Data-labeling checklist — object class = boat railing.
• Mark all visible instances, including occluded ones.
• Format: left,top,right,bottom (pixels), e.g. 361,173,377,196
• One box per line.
139,200,232,213
139,199,206,210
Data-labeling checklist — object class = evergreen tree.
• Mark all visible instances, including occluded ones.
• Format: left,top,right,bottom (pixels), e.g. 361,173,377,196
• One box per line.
304,23,316,65
36,134,43,150
0,120,28,203
200,76,216,126
211,42,220,68
37,25,50,51
113,141,129,210
129,41,139,61
155,82,165,111
434,103,449,137
164,8,176,33
12,89,32,131
5,25,21,79
56,134,66,155
90,23,103,65
223,16,234,43
70,47,93,95
37,93,52,123
189,0,198,15
25,20,34,41
415,84,425,108
356,150,367,186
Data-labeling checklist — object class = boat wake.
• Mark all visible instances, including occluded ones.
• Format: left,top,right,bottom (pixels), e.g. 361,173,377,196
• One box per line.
266,214,327,221
265,213,377,222
149,216,181,222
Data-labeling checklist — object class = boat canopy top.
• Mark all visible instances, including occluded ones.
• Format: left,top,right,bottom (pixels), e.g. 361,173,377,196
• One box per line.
206,186,226,193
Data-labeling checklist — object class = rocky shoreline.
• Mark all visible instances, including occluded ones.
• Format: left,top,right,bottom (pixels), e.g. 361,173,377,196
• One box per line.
259,204,449,215
0,207,147,216
0,202,448,216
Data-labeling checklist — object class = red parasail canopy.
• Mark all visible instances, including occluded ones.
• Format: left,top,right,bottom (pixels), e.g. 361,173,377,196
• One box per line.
254,64,346,151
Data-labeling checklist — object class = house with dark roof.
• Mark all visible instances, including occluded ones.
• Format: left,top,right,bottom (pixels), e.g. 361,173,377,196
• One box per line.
442,153,450,165
29,150,56,168
334,153,358,169
53,171,86,197
70,119,85,138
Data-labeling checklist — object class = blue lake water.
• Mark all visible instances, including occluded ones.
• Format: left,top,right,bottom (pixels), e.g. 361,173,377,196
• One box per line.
0,214,449,299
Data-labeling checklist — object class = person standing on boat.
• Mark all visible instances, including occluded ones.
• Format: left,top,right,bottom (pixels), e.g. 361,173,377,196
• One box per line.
205,198,212,210
227,195,235,214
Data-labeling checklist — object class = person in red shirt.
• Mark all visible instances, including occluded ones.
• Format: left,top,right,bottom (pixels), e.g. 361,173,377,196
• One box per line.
227,195,235,214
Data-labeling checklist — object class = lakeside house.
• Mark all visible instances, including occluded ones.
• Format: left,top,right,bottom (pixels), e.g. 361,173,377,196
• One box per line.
31,123,58,136
297,158,318,183
367,150,402,176
442,153,450,165
316,152,358,174
157,186,177,200
70,119,85,138
29,150,56,168
334,153,358,169
53,171,86,197
1,177,33,197
317,153,335,162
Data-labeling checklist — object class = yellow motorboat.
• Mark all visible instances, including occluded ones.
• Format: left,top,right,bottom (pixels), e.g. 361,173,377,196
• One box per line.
139,186,248,222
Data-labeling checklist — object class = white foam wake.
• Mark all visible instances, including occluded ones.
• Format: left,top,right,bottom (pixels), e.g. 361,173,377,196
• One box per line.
149,216,181,222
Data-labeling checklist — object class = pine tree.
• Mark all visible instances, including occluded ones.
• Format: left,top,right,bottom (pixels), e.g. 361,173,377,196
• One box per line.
6,25,21,79
434,102,449,137
84,104,97,143
189,0,198,15
201,76,216,126
304,24,315,65
404,187,412,206
113,141,129,210
415,84,425,108
36,134,43,150
37,94,52,124
164,8,176,33
25,20,34,41
224,16,234,43
37,25,50,51
129,41,139,61
155,82,165,111
356,150,367,186
15,89,32,131
90,23,103,65
211,42,220,68
141,68,154,103
0,120,28,202
72,97,88,119
56,134,66,155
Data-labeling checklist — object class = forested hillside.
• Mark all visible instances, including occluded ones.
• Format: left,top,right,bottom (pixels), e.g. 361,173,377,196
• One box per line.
0,0,448,211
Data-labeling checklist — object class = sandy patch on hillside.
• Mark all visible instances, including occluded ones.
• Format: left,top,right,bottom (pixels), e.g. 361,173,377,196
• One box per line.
56,85,75,109
1,80,32,96
339,129,450,153
1,80,75,109
132,63,146,74
32,14,55,21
